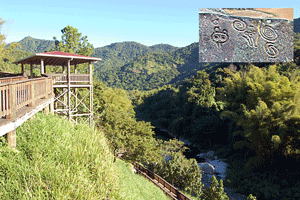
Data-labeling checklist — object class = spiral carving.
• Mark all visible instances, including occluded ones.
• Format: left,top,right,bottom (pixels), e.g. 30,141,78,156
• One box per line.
212,19,219,25
259,25,278,42
232,19,246,31
264,43,279,58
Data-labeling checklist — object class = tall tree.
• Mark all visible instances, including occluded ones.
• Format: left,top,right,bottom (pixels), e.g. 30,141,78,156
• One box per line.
0,18,21,72
218,65,300,172
52,25,94,56
50,25,95,73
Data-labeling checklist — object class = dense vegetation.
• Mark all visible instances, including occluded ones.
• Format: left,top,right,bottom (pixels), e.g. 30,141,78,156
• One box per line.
3,21,300,199
92,41,178,73
5,36,55,53
95,42,210,91
0,113,120,199
130,38,300,198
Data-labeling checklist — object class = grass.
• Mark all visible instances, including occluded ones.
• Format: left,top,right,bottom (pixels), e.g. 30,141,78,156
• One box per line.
0,112,120,199
115,158,170,200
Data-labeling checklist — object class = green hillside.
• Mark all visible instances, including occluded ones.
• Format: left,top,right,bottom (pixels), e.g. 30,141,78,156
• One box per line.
0,112,120,199
95,42,210,91
92,41,178,73
6,36,55,53
0,112,172,199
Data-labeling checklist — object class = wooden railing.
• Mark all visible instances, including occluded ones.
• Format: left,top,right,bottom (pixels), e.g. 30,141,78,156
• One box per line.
0,77,53,119
133,162,191,200
0,76,28,84
45,73,90,84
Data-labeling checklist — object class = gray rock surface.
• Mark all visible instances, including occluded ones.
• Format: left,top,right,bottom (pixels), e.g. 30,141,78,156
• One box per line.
199,8,293,62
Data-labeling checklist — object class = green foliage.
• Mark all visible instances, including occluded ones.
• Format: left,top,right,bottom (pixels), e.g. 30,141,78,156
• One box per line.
52,25,94,56
133,70,227,150
201,176,230,200
0,18,22,73
247,194,257,200
93,81,161,164
152,152,204,197
294,32,300,65
217,65,300,172
93,41,178,73
48,25,95,73
5,36,55,53
0,112,120,199
95,42,203,91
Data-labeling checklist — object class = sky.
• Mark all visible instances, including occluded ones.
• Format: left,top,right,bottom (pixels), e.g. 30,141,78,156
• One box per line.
0,0,299,48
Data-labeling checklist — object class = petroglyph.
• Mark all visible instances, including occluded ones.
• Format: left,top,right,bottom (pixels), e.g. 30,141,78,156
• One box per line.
199,8,293,62
259,24,278,42
211,18,229,47
231,19,279,57
264,42,279,58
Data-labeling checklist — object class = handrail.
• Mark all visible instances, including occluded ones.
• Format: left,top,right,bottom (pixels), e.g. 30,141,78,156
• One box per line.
0,77,53,119
45,73,90,84
0,76,28,84
133,162,191,200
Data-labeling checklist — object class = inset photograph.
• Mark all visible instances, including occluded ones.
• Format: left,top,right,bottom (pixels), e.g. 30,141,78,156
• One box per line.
199,8,294,62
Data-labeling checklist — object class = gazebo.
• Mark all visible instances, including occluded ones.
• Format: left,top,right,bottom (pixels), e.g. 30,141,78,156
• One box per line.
13,51,102,126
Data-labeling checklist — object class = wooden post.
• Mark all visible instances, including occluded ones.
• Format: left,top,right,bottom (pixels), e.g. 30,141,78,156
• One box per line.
67,59,71,121
41,58,44,75
28,81,35,107
43,104,49,115
89,61,93,127
6,130,16,149
63,64,67,110
74,63,77,123
50,98,54,114
89,61,93,85
42,79,46,99
21,64,24,75
54,88,58,109
30,63,33,78
44,64,46,74
6,84,16,119
74,63,77,74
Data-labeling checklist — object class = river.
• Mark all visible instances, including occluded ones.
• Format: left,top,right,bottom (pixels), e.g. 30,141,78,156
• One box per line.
153,126,249,200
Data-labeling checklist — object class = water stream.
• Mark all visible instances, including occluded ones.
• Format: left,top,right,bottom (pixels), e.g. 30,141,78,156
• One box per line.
153,127,249,200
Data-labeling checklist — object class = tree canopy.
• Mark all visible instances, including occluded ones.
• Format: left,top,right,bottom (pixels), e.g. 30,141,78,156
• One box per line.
0,18,22,72
52,25,94,56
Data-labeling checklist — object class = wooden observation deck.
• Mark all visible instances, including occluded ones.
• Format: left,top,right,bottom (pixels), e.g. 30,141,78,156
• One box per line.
0,51,101,149
13,51,101,126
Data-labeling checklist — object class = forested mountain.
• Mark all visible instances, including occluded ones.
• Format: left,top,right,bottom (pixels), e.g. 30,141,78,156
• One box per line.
92,41,178,73
6,31,300,92
149,44,178,54
5,38,179,77
5,36,55,53
95,42,211,91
